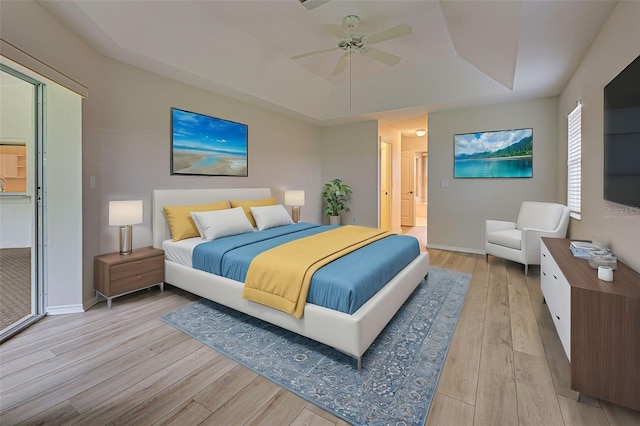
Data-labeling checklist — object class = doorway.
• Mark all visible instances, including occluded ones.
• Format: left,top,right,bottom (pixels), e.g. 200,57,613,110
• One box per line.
379,138,392,231
0,65,45,340
415,151,428,227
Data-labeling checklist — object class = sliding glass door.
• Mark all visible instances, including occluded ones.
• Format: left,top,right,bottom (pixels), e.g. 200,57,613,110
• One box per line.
0,65,45,341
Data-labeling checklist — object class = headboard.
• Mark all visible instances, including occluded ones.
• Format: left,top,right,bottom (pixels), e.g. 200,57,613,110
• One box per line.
152,188,272,249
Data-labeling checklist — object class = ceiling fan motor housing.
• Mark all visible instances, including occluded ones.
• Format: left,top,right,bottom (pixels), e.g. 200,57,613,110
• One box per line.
338,35,365,51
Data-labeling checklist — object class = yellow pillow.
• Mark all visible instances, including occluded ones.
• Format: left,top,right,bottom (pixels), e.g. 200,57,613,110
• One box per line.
229,197,277,227
163,201,229,241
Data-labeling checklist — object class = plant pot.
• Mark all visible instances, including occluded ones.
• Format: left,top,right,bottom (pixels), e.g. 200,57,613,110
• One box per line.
329,215,341,225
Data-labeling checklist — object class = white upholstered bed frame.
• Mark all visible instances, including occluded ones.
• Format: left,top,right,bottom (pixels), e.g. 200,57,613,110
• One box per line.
152,188,430,368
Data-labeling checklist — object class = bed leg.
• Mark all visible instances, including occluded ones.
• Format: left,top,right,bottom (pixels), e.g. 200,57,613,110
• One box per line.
356,356,362,370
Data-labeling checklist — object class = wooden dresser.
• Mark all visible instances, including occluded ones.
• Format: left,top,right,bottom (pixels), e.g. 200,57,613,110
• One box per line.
94,246,165,308
541,238,640,411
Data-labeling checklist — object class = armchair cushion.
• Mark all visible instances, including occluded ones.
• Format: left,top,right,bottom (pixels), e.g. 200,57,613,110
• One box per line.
487,229,522,250
485,219,516,233
516,202,565,231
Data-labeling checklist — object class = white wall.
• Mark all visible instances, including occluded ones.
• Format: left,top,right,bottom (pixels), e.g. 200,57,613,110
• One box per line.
320,121,379,227
559,0,640,272
428,97,559,253
98,59,323,254
45,83,83,310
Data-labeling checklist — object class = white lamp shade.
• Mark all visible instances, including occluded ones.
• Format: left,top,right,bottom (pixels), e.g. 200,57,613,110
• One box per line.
284,190,305,206
109,200,143,226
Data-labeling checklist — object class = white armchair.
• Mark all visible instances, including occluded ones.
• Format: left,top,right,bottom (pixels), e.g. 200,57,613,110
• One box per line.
485,201,570,275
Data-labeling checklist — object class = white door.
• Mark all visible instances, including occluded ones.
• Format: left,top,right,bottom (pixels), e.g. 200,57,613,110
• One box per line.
401,151,416,227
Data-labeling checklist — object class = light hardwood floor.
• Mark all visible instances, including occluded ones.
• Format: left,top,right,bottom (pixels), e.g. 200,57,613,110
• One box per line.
1,249,639,425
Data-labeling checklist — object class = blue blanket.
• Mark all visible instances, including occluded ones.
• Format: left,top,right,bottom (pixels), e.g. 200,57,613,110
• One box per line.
192,223,420,314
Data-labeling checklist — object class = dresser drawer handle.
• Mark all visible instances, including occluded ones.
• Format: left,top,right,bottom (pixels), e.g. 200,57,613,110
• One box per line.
542,272,546,276
137,275,141,279
542,253,546,257
553,275,558,280
555,314,560,320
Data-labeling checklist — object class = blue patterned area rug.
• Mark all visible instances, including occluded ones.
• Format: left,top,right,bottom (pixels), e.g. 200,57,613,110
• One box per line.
162,267,471,425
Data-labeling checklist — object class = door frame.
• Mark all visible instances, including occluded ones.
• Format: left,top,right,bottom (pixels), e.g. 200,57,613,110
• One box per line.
0,64,46,342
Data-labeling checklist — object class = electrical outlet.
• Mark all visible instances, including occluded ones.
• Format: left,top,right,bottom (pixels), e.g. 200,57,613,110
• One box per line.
90,176,96,189
440,179,449,188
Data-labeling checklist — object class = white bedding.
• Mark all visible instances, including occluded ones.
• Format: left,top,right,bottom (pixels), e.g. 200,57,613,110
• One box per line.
162,238,201,267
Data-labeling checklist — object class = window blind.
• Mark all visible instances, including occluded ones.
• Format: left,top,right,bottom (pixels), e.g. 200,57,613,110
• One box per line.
567,102,582,219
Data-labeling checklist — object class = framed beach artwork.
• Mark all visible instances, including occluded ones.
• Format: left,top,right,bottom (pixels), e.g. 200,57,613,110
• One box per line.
171,108,248,177
454,128,533,178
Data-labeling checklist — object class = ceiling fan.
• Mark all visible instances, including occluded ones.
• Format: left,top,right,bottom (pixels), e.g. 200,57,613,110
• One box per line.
292,15,412,75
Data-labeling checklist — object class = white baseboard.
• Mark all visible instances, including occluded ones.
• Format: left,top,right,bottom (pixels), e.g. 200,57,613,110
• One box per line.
426,244,485,255
46,304,85,315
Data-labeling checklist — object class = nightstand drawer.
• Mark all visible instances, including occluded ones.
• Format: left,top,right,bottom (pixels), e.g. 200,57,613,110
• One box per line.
110,268,164,295
110,255,164,281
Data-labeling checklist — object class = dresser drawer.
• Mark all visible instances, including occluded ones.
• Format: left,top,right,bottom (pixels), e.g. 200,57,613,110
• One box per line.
541,240,572,362
110,255,164,281
109,268,164,296
541,243,571,316
549,303,571,361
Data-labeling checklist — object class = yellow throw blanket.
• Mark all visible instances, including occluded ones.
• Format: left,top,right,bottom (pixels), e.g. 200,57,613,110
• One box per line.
242,225,391,318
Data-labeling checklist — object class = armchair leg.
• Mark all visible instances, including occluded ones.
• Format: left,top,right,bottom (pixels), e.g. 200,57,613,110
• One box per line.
524,264,529,275
485,254,489,263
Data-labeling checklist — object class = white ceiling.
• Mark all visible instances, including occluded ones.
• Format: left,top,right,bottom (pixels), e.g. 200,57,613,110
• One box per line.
37,0,618,135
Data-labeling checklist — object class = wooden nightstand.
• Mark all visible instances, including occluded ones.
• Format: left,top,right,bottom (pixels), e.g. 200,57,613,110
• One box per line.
94,246,165,308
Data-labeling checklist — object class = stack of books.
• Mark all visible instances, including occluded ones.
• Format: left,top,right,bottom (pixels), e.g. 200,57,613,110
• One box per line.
570,241,596,259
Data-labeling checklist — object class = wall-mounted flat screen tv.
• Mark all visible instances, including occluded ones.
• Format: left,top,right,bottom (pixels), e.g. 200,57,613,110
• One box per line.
171,108,248,177
604,54,640,208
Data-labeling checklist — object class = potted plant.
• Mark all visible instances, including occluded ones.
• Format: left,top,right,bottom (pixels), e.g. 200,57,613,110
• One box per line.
321,178,352,225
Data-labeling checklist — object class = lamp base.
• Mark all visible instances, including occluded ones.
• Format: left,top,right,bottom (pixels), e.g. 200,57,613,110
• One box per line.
119,225,133,255
291,206,301,223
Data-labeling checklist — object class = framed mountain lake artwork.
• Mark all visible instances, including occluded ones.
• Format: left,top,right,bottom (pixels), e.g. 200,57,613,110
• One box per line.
171,108,248,177
454,128,533,178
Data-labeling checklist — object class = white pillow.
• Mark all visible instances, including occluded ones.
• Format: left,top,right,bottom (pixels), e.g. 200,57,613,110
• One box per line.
250,204,294,230
190,207,254,241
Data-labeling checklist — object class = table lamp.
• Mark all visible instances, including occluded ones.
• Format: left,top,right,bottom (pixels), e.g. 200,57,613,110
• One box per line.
284,190,305,223
109,200,143,255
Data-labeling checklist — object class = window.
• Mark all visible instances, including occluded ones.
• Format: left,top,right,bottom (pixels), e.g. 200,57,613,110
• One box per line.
567,102,582,219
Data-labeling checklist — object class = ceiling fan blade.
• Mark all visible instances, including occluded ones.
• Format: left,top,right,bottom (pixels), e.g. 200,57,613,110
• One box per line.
361,47,401,66
322,23,349,39
332,54,349,75
292,46,339,60
366,23,412,45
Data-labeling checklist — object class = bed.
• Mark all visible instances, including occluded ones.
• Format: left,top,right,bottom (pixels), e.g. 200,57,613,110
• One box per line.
152,188,430,368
